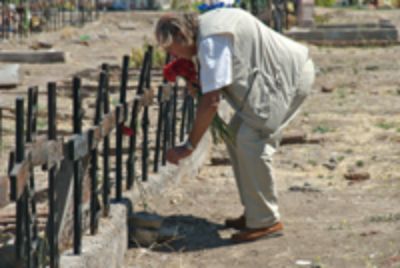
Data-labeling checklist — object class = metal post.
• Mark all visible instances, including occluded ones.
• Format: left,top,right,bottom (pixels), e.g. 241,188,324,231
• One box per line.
141,46,152,182
61,0,65,27
15,97,25,261
72,77,82,254
119,56,129,108
26,86,39,267
153,85,163,172
48,82,59,268
101,63,110,216
115,105,123,200
24,186,31,268
26,87,35,143
180,89,189,142
5,0,10,39
187,96,194,133
69,1,73,25
127,50,150,187
171,83,178,147
126,100,138,190
95,0,99,19
90,70,105,235
80,0,85,26
160,53,171,166
1,0,5,40
162,97,171,166
116,56,129,201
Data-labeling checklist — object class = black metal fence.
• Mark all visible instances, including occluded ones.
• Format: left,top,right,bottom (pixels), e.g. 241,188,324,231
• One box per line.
1,0,100,40
1,45,195,267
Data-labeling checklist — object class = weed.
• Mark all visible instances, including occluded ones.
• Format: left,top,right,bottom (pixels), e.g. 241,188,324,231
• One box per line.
345,148,353,154
131,43,166,69
376,121,396,130
111,97,118,106
356,160,364,167
171,0,194,11
337,87,347,99
130,47,144,69
313,256,324,268
314,14,331,23
152,48,166,68
328,219,351,231
313,125,333,134
308,160,318,166
37,118,47,129
365,65,379,71
369,213,400,223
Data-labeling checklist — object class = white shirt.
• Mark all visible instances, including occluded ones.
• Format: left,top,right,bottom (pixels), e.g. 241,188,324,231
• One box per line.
198,35,233,94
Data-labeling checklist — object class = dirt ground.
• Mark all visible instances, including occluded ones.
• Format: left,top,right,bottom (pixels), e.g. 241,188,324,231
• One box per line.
0,7,399,268
123,8,400,268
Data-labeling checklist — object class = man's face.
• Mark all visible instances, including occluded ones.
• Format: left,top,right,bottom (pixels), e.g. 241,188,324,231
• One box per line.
164,40,196,60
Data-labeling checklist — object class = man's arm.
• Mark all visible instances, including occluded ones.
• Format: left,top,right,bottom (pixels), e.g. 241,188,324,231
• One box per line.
188,89,221,147
166,89,221,165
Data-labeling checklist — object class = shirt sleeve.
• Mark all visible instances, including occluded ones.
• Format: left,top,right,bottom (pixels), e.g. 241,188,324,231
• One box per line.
198,34,233,94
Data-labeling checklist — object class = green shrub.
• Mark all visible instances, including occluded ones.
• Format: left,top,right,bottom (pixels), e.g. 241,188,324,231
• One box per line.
315,0,336,7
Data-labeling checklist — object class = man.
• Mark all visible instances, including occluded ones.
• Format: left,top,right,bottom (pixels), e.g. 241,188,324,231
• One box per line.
155,8,315,242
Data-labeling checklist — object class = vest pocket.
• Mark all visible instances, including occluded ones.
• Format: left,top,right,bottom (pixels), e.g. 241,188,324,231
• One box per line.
242,70,289,132
241,70,273,121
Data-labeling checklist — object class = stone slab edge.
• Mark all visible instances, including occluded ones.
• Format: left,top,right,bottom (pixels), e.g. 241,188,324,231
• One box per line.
59,131,212,268
0,51,67,63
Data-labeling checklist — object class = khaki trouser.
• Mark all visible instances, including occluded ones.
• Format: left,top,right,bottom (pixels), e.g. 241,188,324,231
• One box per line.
226,59,315,228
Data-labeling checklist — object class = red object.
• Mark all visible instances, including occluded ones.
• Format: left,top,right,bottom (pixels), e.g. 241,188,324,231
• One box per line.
121,124,135,136
163,58,197,83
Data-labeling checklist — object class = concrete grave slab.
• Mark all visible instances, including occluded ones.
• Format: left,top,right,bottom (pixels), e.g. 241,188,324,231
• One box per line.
0,64,20,88
0,51,67,63
117,22,137,30
286,20,399,45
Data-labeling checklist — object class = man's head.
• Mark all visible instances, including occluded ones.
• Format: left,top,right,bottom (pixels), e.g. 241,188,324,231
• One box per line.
155,13,198,59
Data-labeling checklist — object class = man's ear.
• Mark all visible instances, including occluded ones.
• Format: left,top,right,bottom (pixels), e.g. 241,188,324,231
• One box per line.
175,31,188,45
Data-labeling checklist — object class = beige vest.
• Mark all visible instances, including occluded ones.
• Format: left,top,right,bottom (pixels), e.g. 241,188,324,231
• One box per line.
198,8,309,131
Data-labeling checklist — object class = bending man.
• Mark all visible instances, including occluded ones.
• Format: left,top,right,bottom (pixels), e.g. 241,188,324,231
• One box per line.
155,8,315,242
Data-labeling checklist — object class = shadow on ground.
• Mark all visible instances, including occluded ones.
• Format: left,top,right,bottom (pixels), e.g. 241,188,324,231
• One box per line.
129,214,239,252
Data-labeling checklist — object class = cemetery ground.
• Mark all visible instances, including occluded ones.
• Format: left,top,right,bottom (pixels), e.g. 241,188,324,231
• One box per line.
0,7,399,268
124,8,400,268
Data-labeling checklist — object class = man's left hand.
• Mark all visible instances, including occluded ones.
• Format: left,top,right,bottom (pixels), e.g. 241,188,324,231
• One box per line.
166,146,192,165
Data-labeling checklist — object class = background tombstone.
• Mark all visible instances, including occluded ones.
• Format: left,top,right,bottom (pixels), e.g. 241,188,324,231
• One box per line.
297,0,315,27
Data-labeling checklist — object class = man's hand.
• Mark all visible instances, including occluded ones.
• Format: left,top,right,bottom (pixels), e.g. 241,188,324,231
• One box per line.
187,82,198,97
166,146,192,165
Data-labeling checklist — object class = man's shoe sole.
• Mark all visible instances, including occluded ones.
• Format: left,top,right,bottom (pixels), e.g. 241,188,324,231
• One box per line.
231,222,284,243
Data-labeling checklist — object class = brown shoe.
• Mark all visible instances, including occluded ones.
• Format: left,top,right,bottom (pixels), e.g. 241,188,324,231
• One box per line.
231,222,283,242
224,215,246,230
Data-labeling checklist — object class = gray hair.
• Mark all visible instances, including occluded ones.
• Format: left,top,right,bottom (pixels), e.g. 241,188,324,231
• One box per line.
155,13,199,48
